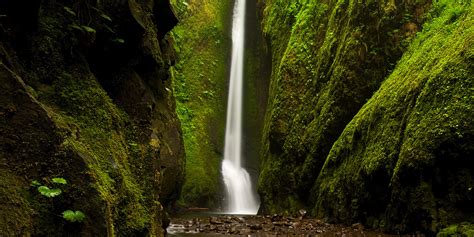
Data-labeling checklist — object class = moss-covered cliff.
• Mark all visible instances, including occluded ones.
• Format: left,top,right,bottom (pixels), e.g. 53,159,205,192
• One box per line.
0,0,184,235
258,0,473,233
314,1,473,233
169,0,232,207
170,0,268,207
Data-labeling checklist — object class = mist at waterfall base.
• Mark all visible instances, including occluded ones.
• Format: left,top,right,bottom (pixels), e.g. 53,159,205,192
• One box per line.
221,0,260,215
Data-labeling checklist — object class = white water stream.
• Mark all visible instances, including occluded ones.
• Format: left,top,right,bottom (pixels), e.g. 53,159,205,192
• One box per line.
221,0,259,215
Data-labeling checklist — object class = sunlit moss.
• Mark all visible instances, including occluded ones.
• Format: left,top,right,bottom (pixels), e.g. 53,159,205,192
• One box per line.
170,0,232,207
313,1,473,233
46,68,157,234
258,0,432,214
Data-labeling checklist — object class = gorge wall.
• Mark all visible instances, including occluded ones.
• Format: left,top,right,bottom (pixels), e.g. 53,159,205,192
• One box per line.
258,0,473,234
169,0,232,207
170,0,269,208
0,0,184,235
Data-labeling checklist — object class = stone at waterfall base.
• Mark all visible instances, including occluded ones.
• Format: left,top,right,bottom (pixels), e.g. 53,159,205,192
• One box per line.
167,215,424,236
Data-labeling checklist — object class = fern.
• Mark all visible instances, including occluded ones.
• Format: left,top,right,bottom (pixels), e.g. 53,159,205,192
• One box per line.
63,6,77,16
81,26,96,33
100,13,112,22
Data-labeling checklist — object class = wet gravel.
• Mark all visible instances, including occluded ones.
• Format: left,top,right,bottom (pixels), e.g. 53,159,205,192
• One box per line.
166,214,424,236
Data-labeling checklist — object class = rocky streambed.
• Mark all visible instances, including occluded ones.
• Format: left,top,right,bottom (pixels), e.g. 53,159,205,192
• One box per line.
166,214,424,236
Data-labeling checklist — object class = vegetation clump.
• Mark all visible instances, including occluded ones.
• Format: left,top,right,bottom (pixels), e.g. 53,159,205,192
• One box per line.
32,178,86,223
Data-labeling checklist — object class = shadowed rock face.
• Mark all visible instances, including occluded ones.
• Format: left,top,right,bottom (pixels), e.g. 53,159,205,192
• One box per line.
0,0,184,235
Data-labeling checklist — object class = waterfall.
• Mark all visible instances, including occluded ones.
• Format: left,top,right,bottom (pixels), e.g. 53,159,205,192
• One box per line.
221,0,259,214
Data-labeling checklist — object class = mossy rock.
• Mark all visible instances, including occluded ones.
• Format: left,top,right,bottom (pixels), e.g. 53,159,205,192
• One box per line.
0,0,184,235
258,0,432,213
0,165,34,236
258,0,473,233
170,0,232,207
313,1,473,233
438,223,474,237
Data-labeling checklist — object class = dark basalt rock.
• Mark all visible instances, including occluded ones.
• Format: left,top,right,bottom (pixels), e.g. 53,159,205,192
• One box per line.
0,0,184,235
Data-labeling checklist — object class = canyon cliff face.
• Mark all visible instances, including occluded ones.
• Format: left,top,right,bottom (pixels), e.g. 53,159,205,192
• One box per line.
0,0,184,235
170,0,268,207
258,0,473,233
169,0,232,207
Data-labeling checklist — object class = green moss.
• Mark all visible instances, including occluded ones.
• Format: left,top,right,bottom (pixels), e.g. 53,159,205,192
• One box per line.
258,156,303,215
170,0,232,207
0,165,34,235
258,0,472,232
312,1,473,233
42,67,157,234
438,223,474,237
258,0,432,213
2,0,180,235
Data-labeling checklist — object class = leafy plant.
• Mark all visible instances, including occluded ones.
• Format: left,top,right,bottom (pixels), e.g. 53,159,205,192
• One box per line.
63,6,77,16
52,177,67,185
62,210,86,223
32,177,87,223
112,38,125,44
69,24,83,32
100,13,112,22
31,180,41,187
38,186,62,198
81,26,96,34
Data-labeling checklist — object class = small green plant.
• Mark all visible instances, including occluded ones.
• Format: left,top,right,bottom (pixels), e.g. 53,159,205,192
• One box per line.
38,186,62,198
31,180,41,187
52,177,67,185
81,25,96,34
63,6,77,16
62,210,86,222
112,38,125,44
31,178,86,223
68,24,97,34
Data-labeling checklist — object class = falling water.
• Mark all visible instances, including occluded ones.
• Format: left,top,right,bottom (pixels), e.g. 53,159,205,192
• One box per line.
221,0,259,214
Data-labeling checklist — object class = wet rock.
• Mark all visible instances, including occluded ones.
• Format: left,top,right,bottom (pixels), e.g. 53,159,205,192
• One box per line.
169,215,397,236
292,222,301,228
250,224,263,230
239,228,251,235
298,209,307,218
271,214,282,222
209,217,223,225
263,226,273,232
224,216,233,223
352,223,364,231
272,221,285,226
315,219,323,226
201,224,209,231
229,226,238,234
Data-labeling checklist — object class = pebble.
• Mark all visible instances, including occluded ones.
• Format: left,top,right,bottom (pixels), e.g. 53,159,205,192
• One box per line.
167,215,393,236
